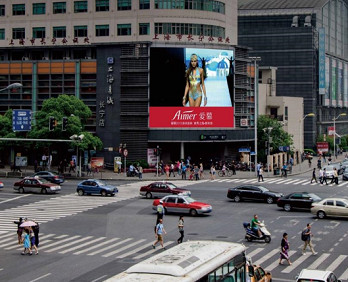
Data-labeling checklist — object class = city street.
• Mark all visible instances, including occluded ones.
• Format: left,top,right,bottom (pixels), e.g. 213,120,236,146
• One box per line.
0,171,348,282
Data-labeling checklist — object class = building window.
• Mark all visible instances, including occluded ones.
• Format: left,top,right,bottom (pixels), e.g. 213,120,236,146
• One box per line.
285,106,288,121
13,4,25,16
154,0,225,14
74,25,88,37
96,0,109,11
33,3,45,14
12,28,25,39
0,29,4,40
53,26,66,38
139,23,150,35
33,27,46,39
0,5,5,16
74,1,88,13
96,25,109,36
53,2,66,14
154,23,225,38
139,0,150,9
118,0,132,10
117,24,131,35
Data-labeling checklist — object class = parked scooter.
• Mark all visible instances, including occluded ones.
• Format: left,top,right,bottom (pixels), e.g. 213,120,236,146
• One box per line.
243,221,271,243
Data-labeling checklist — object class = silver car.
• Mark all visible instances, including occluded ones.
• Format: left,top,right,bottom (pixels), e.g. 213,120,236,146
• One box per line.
311,198,348,219
322,165,335,179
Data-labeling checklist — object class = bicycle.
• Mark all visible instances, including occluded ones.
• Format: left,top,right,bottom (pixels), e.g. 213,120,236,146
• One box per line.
218,169,233,177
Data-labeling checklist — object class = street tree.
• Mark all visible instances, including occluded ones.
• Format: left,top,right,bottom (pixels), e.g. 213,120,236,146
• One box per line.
257,115,293,163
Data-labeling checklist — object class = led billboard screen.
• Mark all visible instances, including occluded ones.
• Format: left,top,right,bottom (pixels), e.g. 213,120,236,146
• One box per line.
149,47,234,128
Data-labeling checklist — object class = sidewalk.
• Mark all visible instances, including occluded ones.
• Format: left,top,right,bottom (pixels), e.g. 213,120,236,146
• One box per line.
1,154,345,181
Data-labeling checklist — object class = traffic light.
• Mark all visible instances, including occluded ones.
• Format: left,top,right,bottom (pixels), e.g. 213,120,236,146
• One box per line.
49,116,56,131
62,117,68,131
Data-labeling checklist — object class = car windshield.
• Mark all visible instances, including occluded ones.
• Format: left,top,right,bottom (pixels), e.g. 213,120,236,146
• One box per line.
167,183,177,189
324,166,334,170
308,193,321,201
37,178,49,184
182,196,196,203
96,180,106,186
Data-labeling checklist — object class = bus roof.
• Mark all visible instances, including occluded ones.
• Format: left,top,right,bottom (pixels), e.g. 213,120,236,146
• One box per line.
126,240,245,277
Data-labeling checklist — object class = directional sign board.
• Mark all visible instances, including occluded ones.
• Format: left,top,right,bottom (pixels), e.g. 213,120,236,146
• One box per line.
12,110,32,132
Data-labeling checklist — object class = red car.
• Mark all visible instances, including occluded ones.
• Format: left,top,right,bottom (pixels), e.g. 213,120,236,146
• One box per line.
140,182,191,199
152,195,212,216
13,177,61,194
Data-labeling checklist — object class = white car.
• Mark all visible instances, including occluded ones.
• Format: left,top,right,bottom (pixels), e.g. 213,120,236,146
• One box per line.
322,165,335,179
296,269,341,282
311,198,348,219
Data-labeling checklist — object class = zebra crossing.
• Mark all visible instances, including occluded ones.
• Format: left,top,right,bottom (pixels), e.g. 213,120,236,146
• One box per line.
0,180,203,232
1,229,347,280
210,177,348,187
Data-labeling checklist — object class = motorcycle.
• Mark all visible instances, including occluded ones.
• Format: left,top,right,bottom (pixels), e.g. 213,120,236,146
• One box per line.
243,221,271,243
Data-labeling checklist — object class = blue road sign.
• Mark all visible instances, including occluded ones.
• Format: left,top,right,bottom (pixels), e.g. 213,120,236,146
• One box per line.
239,148,251,153
12,110,32,131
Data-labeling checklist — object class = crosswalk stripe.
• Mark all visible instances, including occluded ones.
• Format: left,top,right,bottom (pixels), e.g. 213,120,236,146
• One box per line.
264,250,296,271
338,182,346,187
292,180,307,185
246,247,264,258
339,267,348,280
253,249,279,266
59,237,106,254
74,238,119,255
3,234,54,250
102,239,147,257
88,238,132,256
39,235,81,250
133,241,175,260
283,179,300,184
275,179,290,184
116,241,156,259
308,253,330,269
46,236,94,253
281,253,309,273
327,255,347,272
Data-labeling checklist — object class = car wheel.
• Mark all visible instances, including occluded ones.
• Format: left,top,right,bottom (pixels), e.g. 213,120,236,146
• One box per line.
264,236,271,243
266,197,274,204
284,204,291,212
234,195,241,202
77,189,84,196
146,192,152,199
111,193,115,197
190,209,198,216
41,188,47,194
101,190,107,197
18,187,24,194
317,210,326,219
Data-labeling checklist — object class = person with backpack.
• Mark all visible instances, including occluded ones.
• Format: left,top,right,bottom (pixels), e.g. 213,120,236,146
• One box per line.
301,223,317,255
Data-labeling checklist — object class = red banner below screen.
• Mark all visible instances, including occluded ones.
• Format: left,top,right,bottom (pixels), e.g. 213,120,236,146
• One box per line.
150,107,234,128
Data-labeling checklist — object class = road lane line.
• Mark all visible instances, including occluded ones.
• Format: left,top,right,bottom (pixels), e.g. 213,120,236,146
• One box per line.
91,275,107,282
253,249,279,266
117,241,155,259
308,253,330,269
102,239,146,257
28,273,51,282
3,234,54,250
45,236,93,253
0,194,31,204
74,238,119,255
327,255,347,272
59,237,105,254
246,247,263,258
88,238,132,256
133,241,175,260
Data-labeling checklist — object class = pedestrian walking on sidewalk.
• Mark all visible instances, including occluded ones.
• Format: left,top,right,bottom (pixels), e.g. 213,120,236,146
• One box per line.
181,163,187,180
152,219,167,249
322,168,328,185
258,167,264,182
279,233,292,265
138,165,143,180
210,165,216,180
177,215,184,244
310,168,318,183
301,223,317,256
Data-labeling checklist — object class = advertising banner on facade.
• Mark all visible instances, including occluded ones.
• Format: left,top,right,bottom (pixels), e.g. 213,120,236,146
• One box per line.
91,157,104,168
147,149,157,167
318,28,325,95
15,156,27,167
149,47,234,128
316,142,329,153
328,126,335,137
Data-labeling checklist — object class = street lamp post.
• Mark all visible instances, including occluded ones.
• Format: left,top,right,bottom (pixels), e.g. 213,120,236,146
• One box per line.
263,127,273,174
333,113,347,159
299,113,315,171
0,83,23,92
70,134,85,177
249,57,261,176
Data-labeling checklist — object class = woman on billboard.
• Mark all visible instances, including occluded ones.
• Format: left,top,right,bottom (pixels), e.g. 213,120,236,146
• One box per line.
182,54,207,107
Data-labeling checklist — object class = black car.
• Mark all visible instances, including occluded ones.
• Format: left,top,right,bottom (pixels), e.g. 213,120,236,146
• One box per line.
277,192,321,211
227,185,283,204
32,171,65,184
343,167,348,181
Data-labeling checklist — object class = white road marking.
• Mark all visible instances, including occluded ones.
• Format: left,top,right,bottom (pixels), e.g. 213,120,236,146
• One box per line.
74,238,120,255
88,238,132,256
253,249,279,266
45,236,94,253
339,267,348,280
308,253,330,269
264,250,296,271
39,235,81,250
102,239,146,257
28,273,52,282
0,194,31,204
282,253,310,273
59,237,106,254
327,255,347,272
246,247,263,258
133,241,174,260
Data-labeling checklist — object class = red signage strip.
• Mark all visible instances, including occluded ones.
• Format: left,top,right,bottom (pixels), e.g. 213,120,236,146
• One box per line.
150,107,234,128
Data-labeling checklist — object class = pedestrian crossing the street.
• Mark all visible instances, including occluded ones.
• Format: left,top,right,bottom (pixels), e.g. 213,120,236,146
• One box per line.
210,178,348,187
0,230,347,280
